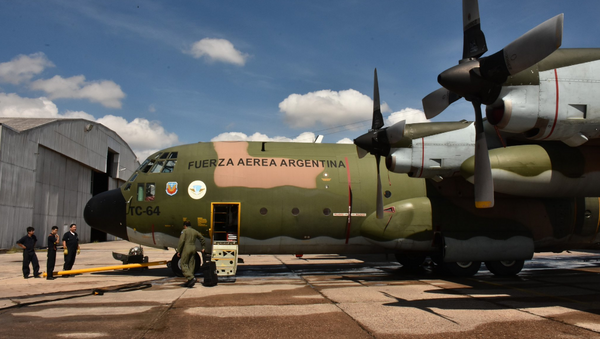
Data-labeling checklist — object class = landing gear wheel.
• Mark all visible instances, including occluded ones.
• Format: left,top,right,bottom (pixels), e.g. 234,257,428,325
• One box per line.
485,260,524,276
395,253,426,269
443,261,481,277
170,252,201,277
170,253,183,277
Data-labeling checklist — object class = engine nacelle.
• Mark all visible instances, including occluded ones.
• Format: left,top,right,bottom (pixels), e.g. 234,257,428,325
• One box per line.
460,143,600,197
486,56,600,147
386,123,475,179
360,197,433,251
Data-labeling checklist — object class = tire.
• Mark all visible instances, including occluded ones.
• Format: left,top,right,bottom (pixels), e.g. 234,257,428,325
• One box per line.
170,252,201,277
395,253,426,269
443,261,481,277
170,253,183,277
485,260,524,276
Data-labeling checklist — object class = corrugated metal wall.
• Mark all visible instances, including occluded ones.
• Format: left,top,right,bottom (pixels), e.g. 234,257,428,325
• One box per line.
0,119,139,249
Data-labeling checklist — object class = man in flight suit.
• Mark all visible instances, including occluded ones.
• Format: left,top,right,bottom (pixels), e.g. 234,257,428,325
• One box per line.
62,224,80,275
16,227,40,278
176,220,205,288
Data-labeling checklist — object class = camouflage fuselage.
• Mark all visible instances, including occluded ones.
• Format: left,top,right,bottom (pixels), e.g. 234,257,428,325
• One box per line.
84,141,600,262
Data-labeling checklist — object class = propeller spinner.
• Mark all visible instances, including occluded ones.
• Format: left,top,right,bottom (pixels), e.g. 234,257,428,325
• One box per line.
422,0,563,208
354,69,405,219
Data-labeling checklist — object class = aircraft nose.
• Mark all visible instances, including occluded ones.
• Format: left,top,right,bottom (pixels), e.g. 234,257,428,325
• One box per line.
84,188,128,240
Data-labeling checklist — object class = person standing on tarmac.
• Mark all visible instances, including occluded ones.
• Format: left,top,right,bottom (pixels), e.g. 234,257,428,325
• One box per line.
47,226,59,280
16,227,41,279
176,220,205,288
62,224,80,276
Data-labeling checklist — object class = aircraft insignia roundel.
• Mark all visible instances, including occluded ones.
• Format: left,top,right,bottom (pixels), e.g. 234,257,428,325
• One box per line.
188,180,207,200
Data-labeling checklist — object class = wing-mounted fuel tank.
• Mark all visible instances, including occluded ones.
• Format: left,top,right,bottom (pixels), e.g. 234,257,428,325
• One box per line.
386,121,475,179
460,142,600,197
486,49,600,146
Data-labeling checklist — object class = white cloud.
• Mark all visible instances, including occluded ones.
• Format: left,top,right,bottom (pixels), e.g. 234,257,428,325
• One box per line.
30,75,126,109
336,138,353,144
0,92,178,160
96,115,179,158
386,108,429,125
0,53,54,85
186,38,248,66
211,131,317,143
278,89,390,129
0,93,59,117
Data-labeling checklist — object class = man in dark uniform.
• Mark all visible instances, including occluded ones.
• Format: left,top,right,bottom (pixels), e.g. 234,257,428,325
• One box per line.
62,224,80,274
47,226,59,280
16,227,40,279
176,220,205,288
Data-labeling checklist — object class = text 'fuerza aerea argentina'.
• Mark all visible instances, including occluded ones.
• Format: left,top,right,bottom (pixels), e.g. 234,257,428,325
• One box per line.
188,158,347,170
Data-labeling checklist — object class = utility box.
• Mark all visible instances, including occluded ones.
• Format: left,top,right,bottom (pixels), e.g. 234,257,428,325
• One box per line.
212,243,238,276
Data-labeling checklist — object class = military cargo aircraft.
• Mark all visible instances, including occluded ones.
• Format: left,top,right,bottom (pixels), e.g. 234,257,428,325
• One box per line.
84,0,600,278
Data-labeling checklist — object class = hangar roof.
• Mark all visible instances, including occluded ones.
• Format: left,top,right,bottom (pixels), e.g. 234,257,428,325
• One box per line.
0,118,61,132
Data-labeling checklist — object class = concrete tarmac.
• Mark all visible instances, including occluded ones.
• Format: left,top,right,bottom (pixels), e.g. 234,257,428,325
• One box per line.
1,241,600,338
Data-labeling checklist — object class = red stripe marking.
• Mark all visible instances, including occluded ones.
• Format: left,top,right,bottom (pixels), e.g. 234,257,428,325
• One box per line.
345,157,352,244
544,69,559,139
418,138,425,177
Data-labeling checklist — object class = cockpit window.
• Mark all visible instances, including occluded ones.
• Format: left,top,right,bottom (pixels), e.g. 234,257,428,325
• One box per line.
168,152,178,159
139,153,162,173
128,173,138,182
162,159,176,173
150,161,165,173
160,152,169,159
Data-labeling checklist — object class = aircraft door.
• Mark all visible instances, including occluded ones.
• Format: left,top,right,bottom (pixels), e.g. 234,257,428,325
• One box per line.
211,203,240,245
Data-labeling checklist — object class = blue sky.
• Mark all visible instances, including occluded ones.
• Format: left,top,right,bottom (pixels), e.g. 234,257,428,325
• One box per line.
1,1,599,159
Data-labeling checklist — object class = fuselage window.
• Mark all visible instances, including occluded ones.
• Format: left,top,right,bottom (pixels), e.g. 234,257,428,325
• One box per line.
323,208,331,216
260,207,268,215
292,208,300,216
150,161,165,173
162,160,176,173
137,184,144,202
145,183,156,201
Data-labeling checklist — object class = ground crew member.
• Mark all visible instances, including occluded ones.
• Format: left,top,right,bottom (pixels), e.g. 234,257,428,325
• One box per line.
62,224,80,275
16,227,41,279
176,220,205,288
47,226,59,280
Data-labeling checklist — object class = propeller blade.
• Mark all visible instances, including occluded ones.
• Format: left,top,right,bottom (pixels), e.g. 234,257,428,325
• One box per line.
422,88,462,119
472,102,494,208
480,14,563,81
375,155,384,219
462,0,487,59
385,120,406,145
372,69,384,130
356,146,369,159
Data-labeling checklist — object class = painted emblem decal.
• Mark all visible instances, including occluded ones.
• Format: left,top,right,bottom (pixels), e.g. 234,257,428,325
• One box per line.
166,182,178,196
188,180,207,200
